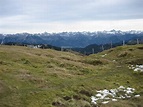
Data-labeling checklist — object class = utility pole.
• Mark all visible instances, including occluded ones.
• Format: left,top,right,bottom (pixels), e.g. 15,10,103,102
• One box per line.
92,48,94,54
1,37,4,45
102,45,104,51
137,39,139,44
61,47,63,51
84,51,86,55
111,41,112,48
123,40,125,46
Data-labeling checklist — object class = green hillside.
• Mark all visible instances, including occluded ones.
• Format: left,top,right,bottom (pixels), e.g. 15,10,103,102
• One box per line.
0,45,143,107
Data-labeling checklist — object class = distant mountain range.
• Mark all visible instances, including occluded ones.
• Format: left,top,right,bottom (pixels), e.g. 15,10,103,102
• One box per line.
72,37,143,55
0,30,143,48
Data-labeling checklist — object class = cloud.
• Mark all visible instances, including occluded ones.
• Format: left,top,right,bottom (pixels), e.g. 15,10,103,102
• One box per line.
42,0,143,21
0,0,23,17
0,0,143,33
1,19,143,34
1,0,143,21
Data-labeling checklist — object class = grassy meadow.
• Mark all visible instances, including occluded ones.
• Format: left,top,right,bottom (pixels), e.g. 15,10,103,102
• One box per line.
0,44,143,107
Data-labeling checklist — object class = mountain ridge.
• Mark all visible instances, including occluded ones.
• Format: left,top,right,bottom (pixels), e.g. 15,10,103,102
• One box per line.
0,30,143,47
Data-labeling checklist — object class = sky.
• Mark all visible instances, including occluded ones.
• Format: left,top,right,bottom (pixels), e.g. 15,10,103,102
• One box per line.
0,0,143,33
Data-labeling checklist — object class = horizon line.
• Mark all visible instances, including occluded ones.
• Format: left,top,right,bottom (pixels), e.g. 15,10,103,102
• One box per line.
1,29,143,35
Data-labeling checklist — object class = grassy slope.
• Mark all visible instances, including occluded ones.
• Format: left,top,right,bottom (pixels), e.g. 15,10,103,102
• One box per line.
0,45,143,107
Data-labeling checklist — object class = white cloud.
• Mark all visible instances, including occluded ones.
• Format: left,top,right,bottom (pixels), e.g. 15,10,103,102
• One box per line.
1,19,143,34
0,0,143,33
